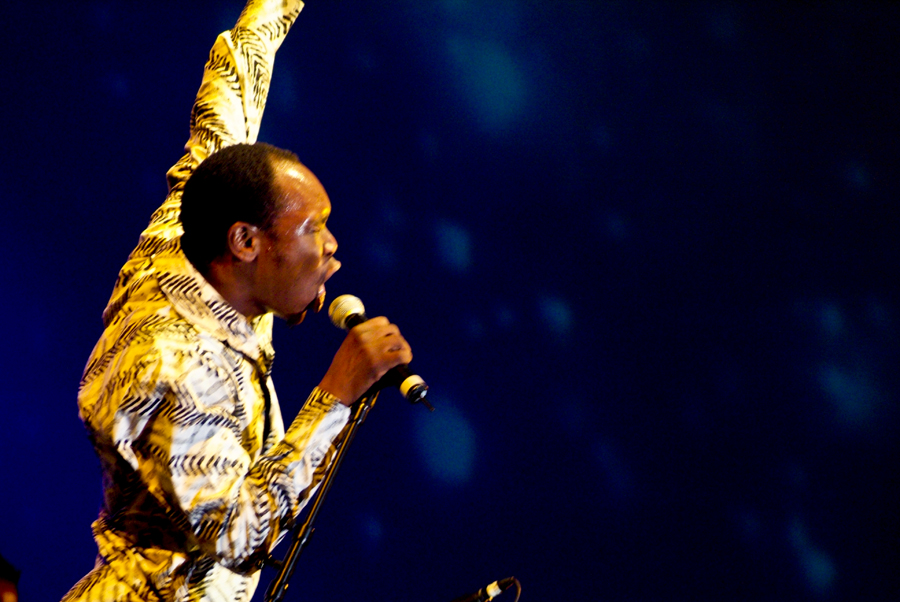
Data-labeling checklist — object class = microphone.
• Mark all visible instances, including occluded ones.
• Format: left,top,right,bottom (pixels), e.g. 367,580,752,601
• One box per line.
449,577,518,602
329,295,433,411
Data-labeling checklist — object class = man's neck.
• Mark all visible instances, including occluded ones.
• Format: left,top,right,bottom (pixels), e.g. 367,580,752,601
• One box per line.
201,259,261,319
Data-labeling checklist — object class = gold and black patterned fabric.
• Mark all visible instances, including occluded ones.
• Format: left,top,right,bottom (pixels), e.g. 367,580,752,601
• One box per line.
62,2,352,600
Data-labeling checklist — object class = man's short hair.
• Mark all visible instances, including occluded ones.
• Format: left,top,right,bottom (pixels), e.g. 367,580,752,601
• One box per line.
180,142,300,271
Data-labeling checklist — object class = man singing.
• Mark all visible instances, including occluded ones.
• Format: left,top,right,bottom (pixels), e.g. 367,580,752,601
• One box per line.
63,1,411,600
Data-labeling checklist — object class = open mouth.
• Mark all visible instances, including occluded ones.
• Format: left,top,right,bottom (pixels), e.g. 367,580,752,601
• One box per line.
313,284,327,313
311,259,342,313
287,260,340,327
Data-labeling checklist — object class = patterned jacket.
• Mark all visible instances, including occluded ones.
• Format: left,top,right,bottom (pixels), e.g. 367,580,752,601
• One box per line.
62,1,351,600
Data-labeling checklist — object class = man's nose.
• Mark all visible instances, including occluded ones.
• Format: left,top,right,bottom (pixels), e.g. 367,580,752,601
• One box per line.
324,227,337,256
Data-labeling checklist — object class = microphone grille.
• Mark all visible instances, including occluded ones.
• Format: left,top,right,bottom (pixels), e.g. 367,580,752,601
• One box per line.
328,295,366,330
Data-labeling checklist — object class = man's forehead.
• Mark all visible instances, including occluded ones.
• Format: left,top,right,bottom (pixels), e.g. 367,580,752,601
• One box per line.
279,162,312,184
274,160,330,214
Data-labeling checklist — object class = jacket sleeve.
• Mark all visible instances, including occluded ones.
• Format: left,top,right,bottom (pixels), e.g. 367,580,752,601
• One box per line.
164,0,306,193
97,341,350,571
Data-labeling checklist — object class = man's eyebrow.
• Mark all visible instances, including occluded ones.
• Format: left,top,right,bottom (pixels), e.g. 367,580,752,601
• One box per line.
297,212,328,233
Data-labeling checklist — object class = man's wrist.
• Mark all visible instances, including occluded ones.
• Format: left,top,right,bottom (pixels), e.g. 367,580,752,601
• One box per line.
316,382,354,407
310,385,346,408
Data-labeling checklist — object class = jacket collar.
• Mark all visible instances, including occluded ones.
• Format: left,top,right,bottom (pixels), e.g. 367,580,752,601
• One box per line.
154,250,274,368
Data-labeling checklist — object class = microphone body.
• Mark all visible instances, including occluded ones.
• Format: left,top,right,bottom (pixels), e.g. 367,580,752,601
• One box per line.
329,295,431,408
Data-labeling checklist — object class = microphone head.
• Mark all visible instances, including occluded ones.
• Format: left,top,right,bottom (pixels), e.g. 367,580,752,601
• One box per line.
328,295,366,330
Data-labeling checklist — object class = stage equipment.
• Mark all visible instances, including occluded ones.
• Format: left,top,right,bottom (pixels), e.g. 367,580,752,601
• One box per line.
450,576,521,602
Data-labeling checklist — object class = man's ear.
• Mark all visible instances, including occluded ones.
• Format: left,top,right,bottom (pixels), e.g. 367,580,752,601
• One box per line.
226,222,261,263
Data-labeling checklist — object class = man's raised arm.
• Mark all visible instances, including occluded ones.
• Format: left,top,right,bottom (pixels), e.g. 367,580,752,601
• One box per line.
121,0,305,281
168,0,305,190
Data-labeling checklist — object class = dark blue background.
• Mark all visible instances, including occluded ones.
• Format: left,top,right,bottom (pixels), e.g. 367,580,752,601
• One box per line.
2,2,898,600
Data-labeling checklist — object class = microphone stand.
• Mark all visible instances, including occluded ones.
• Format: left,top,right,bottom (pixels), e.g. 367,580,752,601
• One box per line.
264,389,379,602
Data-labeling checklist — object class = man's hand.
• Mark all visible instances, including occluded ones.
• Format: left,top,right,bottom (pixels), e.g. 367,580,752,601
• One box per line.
318,317,413,405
